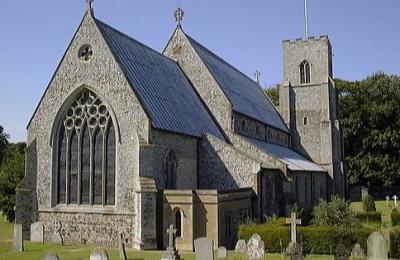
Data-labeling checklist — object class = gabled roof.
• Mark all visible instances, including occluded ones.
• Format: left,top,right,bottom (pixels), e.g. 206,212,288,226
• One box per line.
95,19,225,140
243,137,326,172
185,34,289,133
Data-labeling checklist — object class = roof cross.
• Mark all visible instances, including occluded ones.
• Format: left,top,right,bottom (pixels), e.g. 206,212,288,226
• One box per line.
254,70,261,84
174,8,184,27
86,0,94,11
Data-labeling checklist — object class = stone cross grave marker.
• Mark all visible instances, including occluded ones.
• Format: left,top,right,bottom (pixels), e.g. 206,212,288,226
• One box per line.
43,251,59,260
246,233,265,260
235,239,247,253
385,195,390,205
90,248,109,260
31,222,44,243
51,220,63,245
393,195,398,207
161,224,180,260
286,212,301,243
217,246,227,259
118,233,127,260
13,223,24,252
194,237,214,260
367,231,388,260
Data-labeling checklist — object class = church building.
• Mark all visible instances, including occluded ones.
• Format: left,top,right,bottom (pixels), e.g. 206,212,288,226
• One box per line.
16,4,344,251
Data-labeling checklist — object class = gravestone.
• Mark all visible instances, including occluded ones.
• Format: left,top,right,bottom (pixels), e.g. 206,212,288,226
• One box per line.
351,243,365,258
246,233,265,260
367,231,388,260
90,248,109,260
118,233,127,260
335,243,348,260
194,237,214,260
235,239,247,253
31,222,44,243
217,246,227,259
13,223,24,252
161,224,180,260
43,251,59,260
51,220,63,245
285,213,303,259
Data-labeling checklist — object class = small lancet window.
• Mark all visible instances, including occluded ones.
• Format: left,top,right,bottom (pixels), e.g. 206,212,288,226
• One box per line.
303,117,308,125
300,60,311,84
165,150,177,189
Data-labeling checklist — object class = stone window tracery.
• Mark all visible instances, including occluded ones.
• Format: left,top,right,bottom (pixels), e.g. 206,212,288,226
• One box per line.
164,150,177,189
56,90,115,206
300,60,311,84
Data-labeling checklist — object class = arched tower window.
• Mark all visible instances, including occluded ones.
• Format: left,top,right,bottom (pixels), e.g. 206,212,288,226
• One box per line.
300,60,311,84
164,150,177,189
56,90,115,206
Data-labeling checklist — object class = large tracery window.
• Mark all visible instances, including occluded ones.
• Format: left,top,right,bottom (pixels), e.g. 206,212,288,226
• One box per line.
56,90,115,206
300,60,311,84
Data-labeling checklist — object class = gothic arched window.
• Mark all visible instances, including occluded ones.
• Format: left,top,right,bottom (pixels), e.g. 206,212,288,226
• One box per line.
300,60,311,84
164,150,177,189
56,90,115,206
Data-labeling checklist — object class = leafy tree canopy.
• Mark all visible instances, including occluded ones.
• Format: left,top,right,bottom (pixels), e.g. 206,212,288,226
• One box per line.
265,85,279,107
0,126,9,164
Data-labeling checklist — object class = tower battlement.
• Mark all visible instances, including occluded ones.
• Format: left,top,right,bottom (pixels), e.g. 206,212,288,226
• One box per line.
282,35,329,45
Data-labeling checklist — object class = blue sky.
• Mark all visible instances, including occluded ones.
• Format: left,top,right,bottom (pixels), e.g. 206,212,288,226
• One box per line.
0,1,399,142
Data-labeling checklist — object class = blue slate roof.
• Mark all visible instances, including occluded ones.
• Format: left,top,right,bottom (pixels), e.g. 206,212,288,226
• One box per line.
244,137,326,172
95,19,225,140
186,35,288,133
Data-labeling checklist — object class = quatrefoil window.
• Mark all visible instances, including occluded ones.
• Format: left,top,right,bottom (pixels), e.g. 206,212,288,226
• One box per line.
78,44,93,62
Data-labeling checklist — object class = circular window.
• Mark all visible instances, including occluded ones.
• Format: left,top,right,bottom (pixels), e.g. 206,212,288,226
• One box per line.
78,44,93,62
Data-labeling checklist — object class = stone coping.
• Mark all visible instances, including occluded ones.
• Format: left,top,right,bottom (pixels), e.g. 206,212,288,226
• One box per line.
39,207,135,215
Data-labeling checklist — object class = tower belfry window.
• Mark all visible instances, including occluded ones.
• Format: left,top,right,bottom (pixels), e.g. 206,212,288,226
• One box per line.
300,61,311,84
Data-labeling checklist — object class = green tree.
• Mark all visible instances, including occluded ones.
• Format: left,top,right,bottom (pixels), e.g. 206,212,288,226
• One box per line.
265,85,279,107
0,143,25,222
336,73,400,187
0,126,9,164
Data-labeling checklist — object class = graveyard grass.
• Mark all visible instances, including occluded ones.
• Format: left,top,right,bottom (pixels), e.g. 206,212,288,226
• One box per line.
0,210,352,260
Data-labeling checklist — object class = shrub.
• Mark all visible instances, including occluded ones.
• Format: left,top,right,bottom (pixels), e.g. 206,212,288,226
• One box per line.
356,212,382,223
392,210,400,226
312,195,359,228
264,215,287,227
390,228,400,258
362,195,376,212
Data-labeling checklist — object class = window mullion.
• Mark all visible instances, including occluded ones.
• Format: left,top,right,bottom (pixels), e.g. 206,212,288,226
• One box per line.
89,132,94,206
102,130,107,206
65,133,71,205
77,130,82,205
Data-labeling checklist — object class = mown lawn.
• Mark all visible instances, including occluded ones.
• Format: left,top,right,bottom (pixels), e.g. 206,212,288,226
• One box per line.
0,213,335,259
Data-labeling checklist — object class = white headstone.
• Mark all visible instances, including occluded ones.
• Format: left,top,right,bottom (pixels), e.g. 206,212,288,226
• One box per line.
31,222,44,243
367,231,388,260
235,239,247,253
194,237,214,260
43,251,59,260
351,243,365,258
90,248,109,260
217,246,227,259
393,195,398,207
246,233,265,260
13,223,24,252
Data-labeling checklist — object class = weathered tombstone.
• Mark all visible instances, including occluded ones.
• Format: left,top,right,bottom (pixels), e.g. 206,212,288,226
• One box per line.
335,243,348,260
194,237,214,260
43,251,59,260
235,239,247,253
217,246,227,259
385,196,390,206
285,213,303,260
13,223,24,252
393,195,398,207
51,220,63,245
367,231,388,260
118,233,127,260
90,248,109,260
161,224,180,260
246,233,265,260
31,222,44,243
351,243,365,258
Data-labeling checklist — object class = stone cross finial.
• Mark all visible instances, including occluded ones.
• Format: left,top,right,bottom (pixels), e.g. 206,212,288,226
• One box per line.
286,213,301,243
167,224,177,249
174,7,184,27
254,70,261,84
86,0,94,11
393,195,398,207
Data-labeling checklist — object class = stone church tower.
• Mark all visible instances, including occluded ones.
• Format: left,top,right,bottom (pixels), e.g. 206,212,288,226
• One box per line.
279,36,345,196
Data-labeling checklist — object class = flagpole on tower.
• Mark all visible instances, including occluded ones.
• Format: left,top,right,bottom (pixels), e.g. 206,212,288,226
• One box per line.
304,0,309,39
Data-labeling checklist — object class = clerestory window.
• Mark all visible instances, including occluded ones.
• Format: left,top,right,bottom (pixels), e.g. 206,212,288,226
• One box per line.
300,60,311,84
56,90,115,206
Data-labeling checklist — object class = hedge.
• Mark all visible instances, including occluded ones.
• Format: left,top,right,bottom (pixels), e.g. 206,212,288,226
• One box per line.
392,211,400,226
238,224,372,255
390,228,400,258
355,212,382,223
